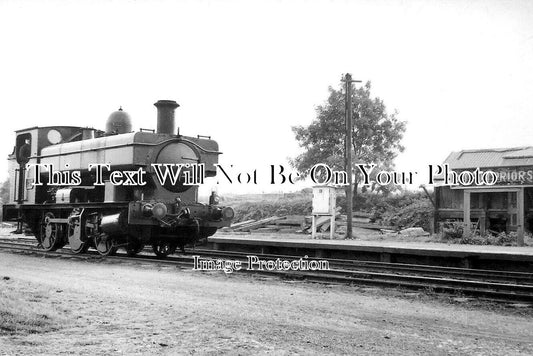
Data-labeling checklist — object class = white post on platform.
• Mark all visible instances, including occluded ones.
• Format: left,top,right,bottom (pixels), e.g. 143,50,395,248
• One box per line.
463,190,471,237
517,187,525,246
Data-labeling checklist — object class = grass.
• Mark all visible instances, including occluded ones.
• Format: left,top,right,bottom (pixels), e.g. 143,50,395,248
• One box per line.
0,279,69,335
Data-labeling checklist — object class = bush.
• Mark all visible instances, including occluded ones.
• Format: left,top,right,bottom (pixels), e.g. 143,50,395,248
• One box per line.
456,234,489,245
347,191,434,231
441,222,464,239
226,190,434,231
446,230,520,246
229,197,312,223
487,232,517,246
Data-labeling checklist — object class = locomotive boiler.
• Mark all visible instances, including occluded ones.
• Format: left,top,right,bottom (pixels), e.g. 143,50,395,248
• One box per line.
2,100,234,257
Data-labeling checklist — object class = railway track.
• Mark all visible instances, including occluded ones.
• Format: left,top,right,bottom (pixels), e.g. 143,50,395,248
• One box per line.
188,248,533,285
0,239,195,265
1,238,533,303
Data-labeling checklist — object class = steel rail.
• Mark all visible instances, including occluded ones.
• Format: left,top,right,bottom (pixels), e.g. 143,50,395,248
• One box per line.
2,238,532,285
185,248,533,285
0,240,532,303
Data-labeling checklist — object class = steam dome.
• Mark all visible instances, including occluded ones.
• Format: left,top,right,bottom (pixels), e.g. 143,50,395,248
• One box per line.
105,107,132,135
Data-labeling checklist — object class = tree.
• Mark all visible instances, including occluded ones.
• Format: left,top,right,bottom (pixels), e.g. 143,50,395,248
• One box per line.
291,79,406,203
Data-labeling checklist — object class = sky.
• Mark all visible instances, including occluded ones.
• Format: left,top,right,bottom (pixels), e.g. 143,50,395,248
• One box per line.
0,0,532,195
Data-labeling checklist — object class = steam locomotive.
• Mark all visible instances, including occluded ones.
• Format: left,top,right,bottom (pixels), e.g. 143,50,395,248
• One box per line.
2,100,234,257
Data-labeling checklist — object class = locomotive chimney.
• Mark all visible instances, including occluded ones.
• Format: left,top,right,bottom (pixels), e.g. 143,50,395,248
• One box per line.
154,100,179,135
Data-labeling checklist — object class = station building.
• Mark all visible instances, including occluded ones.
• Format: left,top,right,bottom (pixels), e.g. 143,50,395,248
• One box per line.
435,147,533,246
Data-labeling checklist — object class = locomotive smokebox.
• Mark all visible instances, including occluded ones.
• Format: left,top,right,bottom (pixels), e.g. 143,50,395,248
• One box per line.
154,100,180,135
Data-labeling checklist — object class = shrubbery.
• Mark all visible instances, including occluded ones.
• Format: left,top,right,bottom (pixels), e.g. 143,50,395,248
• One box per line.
453,231,519,246
224,191,532,246
441,222,463,239
338,191,433,231
441,221,522,246
229,196,312,223
227,190,434,231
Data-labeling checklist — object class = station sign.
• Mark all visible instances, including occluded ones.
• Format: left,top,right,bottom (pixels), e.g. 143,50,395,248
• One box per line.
493,167,533,185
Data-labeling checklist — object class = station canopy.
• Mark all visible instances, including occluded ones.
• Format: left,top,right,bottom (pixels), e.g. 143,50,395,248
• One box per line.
444,146,533,170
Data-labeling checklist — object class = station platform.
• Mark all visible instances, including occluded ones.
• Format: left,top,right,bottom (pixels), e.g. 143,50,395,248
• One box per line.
208,234,533,272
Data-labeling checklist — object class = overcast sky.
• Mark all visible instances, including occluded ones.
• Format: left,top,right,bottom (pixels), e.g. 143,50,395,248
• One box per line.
0,0,532,194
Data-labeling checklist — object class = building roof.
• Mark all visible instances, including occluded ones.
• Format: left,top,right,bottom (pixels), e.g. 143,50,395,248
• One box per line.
444,146,533,169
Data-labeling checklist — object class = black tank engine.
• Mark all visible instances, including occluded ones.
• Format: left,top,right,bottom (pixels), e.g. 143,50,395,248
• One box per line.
2,100,234,257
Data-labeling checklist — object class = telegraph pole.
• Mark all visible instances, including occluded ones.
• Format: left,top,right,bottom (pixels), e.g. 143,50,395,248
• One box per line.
343,73,361,239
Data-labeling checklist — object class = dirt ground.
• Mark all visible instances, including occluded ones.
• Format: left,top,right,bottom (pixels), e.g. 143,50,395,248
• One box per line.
1,251,533,355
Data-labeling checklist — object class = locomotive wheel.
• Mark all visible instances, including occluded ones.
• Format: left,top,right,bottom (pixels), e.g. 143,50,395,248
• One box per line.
68,221,89,254
152,242,177,258
126,241,145,257
69,234,89,254
40,213,62,252
94,234,117,256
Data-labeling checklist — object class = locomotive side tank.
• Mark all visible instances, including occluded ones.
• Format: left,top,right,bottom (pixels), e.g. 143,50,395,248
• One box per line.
3,100,233,257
